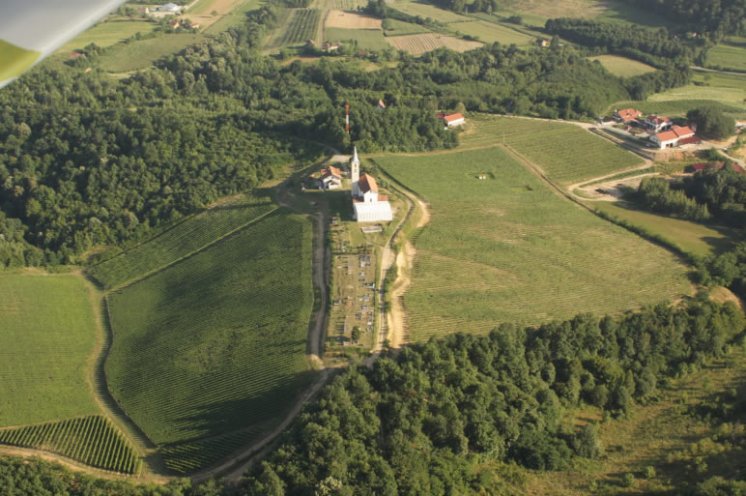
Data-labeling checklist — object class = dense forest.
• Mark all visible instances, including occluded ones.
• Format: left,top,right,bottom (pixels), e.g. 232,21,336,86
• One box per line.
235,301,745,495
698,242,746,301
630,0,746,37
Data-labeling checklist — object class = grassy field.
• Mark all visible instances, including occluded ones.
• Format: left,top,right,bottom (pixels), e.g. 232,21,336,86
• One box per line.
459,115,643,184
383,19,431,36
588,55,657,77
60,20,156,52
390,1,470,23
497,0,675,28
88,194,277,290
706,37,746,72
593,202,736,258
98,33,203,73
646,71,746,118
0,273,99,426
387,33,482,55
325,28,389,50
607,99,744,119
106,211,316,473
378,147,690,340
447,20,534,45
311,0,369,9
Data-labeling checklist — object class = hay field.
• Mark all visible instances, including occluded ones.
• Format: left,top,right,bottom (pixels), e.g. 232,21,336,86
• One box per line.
588,54,657,77
647,72,746,118
378,147,690,341
325,28,389,50
706,38,746,72
59,20,155,52
106,211,316,473
447,20,534,45
387,33,482,55
460,115,642,184
0,273,99,426
390,2,469,23
325,10,382,29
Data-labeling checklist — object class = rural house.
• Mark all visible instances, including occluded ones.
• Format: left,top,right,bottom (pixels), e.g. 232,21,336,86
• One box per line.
650,125,696,148
146,3,183,16
318,166,342,190
437,112,466,128
644,115,672,132
350,148,393,223
613,108,642,123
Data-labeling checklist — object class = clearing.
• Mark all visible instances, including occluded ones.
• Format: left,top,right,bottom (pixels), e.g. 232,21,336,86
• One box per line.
447,20,534,45
386,33,482,55
588,54,657,77
325,10,382,29
706,37,746,73
105,210,316,474
377,146,690,341
460,115,643,184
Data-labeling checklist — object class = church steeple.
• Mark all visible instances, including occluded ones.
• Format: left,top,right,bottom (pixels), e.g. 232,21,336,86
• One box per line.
351,146,360,196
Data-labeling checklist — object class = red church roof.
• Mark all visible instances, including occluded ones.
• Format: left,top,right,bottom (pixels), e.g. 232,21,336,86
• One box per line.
358,173,378,193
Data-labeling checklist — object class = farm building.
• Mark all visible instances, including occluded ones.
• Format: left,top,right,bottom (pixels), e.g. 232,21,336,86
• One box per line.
350,148,393,223
318,166,342,190
650,125,696,148
613,108,642,123
146,3,183,16
643,115,672,133
437,112,466,128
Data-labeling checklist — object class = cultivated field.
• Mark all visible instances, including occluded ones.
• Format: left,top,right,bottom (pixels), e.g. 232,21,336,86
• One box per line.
390,2,469,23
647,71,746,118
378,147,690,340
460,115,643,184
311,0,368,10
277,9,323,45
498,0,674,28
184,0,253,30
325,28,389,50
60,20,155,52
106,211,315,473
325,10,382,29
706,37,746,72
98,33,202,72
588,54,657,77
383,19,430,36
0,416,140,474
0,273,99,426
88,194,277,289
448,20,533,45
387,33,482,55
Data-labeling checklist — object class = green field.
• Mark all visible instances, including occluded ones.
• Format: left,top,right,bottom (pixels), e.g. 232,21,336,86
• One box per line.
593,201,736,258
706,38,746,72
460,115,643,184
325,28,389,50
383,18,431,36
498,0,675,28
279,9,322,46
447,20,534,45
647,71,746,118
60,20,156,52
88,194,277,290
378,147,690,340
390,1,469,23
312,0,369,9
106,211,315,473
607,99,744,119
0,273,99,426
98,33,203,73
588,54,657,77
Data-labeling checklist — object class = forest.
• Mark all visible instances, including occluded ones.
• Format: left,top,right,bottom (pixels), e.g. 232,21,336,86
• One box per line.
629,0,746,38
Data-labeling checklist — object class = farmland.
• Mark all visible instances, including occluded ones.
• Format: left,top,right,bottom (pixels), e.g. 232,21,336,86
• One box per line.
498,0,675,28
459,115,643,184
706,37,746,72
98,33,202,73
383,19,430,36
588,54,657,77
646,71,746,118
0,416,139,474
277,9,323,46
377,146,690,340
389,2,469,23
60,20,156,52
325,28,389,50
386,33,482,55
0,273,99,426
311,0,368,9
607,99,744,119
447,20,534,45
106,211,315,473
325,10,382,29
88,194,277,290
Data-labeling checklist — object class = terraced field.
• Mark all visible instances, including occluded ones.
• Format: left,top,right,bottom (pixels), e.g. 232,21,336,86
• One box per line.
378,147,690,340
460,115,642,184
0,416,139,474
106,211,315,473
88,194,277,289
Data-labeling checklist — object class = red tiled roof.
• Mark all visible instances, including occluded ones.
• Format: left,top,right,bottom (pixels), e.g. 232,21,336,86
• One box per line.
656,130,678,142
616,108,642,121
358,173,378,193
671,125,695,137
443,113,464,123
646,115,670,125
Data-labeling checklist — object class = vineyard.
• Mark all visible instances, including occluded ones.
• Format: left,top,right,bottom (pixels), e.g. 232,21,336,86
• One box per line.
378,147,690,341
106,211,316,473
311,0,368,10
278,9,322,46
386,33,482,55
0,416,140,474
459,115,642,184
88,194,277,289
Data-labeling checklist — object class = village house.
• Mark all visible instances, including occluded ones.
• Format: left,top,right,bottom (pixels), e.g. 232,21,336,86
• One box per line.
146,3,183,16
613,108,642,123
350,148,393,223
650,125,696,148
643,115,672,133
317,165,342,190
437,112,465,128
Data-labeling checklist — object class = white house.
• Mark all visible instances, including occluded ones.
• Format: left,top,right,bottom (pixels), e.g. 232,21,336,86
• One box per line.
437,112,465,128
350,148,393,223
644,115,672,133
650,125,696,148
318,165,342,190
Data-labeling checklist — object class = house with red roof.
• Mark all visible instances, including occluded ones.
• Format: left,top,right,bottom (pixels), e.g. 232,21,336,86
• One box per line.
643,115,672,133
613,108,642,123
317,165,342,190
437,112,466,128
650,125,696,149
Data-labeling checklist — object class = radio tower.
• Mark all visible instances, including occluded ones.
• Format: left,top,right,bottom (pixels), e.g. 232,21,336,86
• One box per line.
345,101,350,135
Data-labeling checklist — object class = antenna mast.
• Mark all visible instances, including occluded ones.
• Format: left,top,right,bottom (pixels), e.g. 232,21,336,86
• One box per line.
345,101,350,135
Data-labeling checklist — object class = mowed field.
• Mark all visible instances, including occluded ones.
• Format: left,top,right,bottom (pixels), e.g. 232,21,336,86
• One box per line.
106,211,315,473
448,20,534,45
387,33,482,55
59,20,155,52
460,116,643,184
88,194,277,290
706,37,746,72
390,2,470,23
588,54,657,77
326,10,382,29
646,71,746,118
325,28,389,50
378,147,690,340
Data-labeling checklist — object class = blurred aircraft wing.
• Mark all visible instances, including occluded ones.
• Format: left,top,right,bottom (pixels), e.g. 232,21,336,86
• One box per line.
0,0,125,88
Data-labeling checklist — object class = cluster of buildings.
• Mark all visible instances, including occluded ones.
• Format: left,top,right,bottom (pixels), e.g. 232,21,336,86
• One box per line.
612,108,698,149
145,3,183,16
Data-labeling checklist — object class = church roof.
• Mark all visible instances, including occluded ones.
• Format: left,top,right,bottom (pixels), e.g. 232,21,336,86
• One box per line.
358,173,378,193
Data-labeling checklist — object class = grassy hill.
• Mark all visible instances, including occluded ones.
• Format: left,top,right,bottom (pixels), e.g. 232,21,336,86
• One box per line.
378,146,690,340
105,210,316,473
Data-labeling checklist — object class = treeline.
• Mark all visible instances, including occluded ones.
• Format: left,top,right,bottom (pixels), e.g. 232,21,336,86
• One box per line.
698,242,746,301
237,301,744,495
632,167,746,227
630,0,746,38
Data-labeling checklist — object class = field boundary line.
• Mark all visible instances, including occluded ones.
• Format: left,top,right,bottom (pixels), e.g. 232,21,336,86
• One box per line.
103,206,280,292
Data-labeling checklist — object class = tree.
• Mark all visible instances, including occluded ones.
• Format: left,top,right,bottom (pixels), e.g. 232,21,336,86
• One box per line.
687,106,737,139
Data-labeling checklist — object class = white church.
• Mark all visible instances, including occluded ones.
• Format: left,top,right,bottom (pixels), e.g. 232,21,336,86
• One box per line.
350,148,393,223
